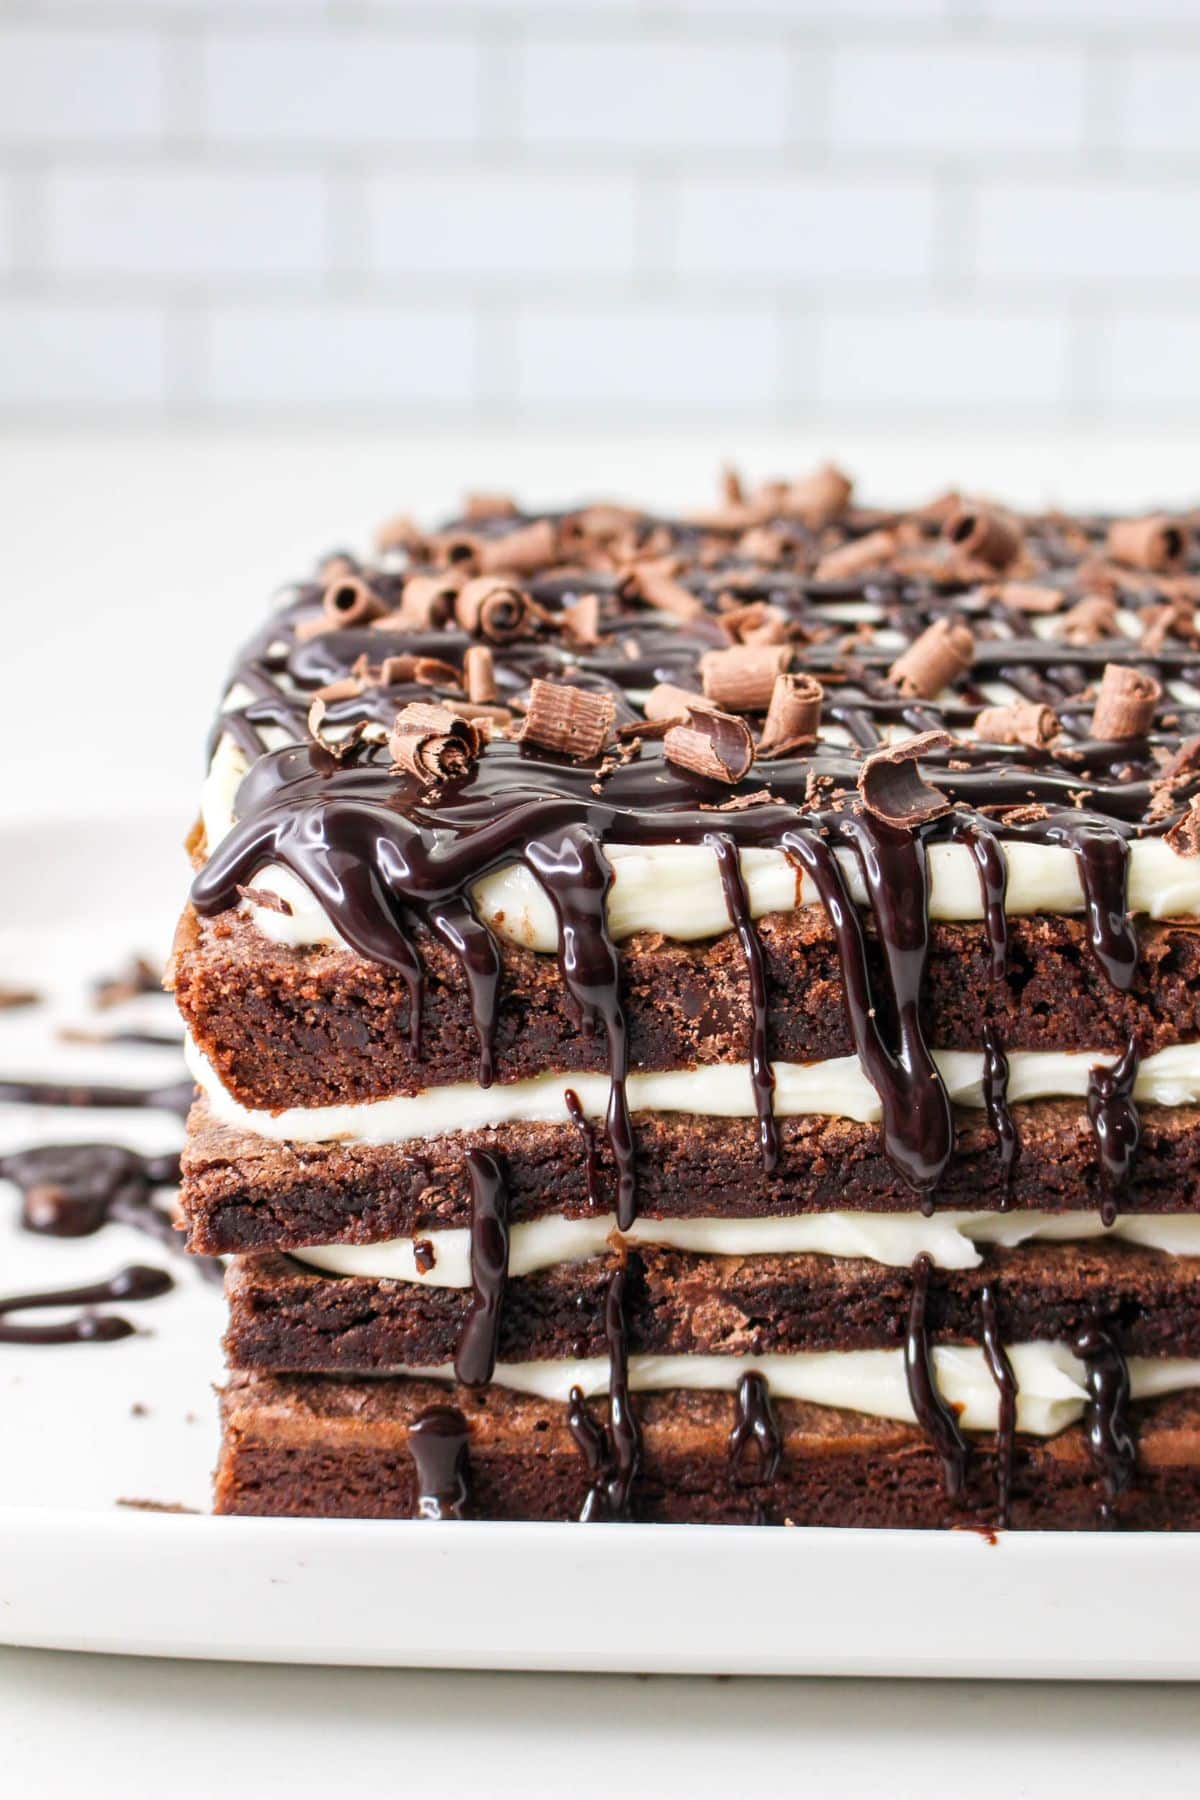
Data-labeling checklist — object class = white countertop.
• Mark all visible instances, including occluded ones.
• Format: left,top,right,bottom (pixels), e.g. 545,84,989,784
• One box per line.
4,427,1200,1790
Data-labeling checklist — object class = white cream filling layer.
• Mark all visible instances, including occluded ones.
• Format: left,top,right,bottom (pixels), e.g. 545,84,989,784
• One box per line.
295,1209,1200,1286
200,732,1200,956
186,1035,1200,1148
384,1345,1200,1439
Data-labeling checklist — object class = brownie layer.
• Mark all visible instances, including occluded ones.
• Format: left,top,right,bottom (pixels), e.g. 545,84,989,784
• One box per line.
215,1373,1200,1528
182,1096,1200,1254
171,903,1200,1111
223,1241,1200,1372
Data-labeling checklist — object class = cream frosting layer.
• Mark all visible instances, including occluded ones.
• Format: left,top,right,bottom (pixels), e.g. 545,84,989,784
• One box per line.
200,732,1200,956
186,1034,1200,1148
384,1345,1200,1438
296,1209,1200,1286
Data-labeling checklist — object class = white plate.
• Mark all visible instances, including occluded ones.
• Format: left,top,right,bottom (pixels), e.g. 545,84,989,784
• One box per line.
0,818,1198,1678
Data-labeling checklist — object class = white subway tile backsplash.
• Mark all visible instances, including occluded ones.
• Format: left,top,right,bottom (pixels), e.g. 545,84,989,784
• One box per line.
1115,56,1200,155
517,40,790,151
819,308,1072,412
47,170,327,279
1094,313,1200,411
976,180,1200,282
0,302,166,408
514,302,781,417
207,304,477,410
0,28,165,146
830,47,1087,155
367,172,637,279
203,32,481,147
676,176,937,281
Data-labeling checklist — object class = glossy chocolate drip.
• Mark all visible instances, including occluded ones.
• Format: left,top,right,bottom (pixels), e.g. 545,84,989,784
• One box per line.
979,1282,1017,1530
0,1074,194,1120
904,1253,969,1500
0,1263,172,1345
408,1405,470,1520
572,1263,641,1522
728,1371,782,1485
563,1086,601,1209
708,835,777,1173
957,819,1009,982
1087,1035,1141,1227
454,1149,510,1387
980,1027,1019,1209
1074,1323,1137,1528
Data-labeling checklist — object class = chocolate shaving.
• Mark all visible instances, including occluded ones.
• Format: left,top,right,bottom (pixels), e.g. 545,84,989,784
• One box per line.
321,575,384,628
990,582,1064,615
718,601,788,647
664,706,755,785
758,673,823,757
942,503,1022,571
313,676,364,704
973,699,1059,749
813,529,897,582
307,697,370,763
462,492,518,523
700,644,792,712
620,562,705,623
478,518,560,576
0,983,40,1010
413,657,463,690
454,576,532,644
775,464,853,529
374,513,427,556
858,731,954,827
1166,801,1200,858
236,885,293,916
463,644,497,705
559,592,603,648
1090,663,1162,741
388,703,484,785
1107,514,1189,574
397,573,461,630
887,618,975,699
643,682,707,723
520,679,615,761
92,956,161,1009
1056,595,1118,646
1141,596,1198,653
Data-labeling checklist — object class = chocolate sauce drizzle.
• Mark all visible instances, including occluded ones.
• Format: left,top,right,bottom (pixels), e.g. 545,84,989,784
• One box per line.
980,1027,1019,1208
1087,1036,1142,1227
563,1087,601,1209
708,835,777,1173
0,1264,173,1344
408,1405,470,1519
728,1370,782,1485
979,1282,1018,1529
904,1253,969,1499
454,1149,510,1387
0,1074,194,1120
568,1264,641,1521
1074,1323,1137,1528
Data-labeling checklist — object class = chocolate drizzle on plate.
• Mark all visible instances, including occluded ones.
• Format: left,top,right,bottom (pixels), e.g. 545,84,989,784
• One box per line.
408,1405,470,1519
1074,1323,1137,1528
0,1264,173,1345
905,1253,969,1499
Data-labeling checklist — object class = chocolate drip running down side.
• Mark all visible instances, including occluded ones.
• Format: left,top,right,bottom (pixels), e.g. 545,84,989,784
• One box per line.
708,834,778,1173
728,1371,783,1485
979,1282,1018,1530
0,1264,173,1345
408,1405,470,1520
904,1253,970,1500
980,1028,1020,1209
453,1148,510,1387
1087,1036,1142,1227
569,1264,642,1522
1074,1323,1138,1528
192,486,1200,1221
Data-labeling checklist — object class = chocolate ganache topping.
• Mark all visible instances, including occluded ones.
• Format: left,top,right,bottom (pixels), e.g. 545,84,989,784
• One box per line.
192,470,1200,1231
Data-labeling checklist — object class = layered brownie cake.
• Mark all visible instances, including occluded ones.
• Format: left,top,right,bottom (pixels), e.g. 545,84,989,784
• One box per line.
171,466,1200,1528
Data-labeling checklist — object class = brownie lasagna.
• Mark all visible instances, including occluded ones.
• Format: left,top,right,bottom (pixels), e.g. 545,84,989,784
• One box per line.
171,467,1200,1528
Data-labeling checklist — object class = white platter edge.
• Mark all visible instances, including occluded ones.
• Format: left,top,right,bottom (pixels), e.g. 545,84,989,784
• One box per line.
3,1510,1198,1677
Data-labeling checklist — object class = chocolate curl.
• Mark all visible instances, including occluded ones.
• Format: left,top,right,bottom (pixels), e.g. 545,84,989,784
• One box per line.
413,656,463,690
1107,514,1189,574
306,697,369,763
562,503,642,547
313,676,365,704
400,573,461,629
463,644,497,705
942,503,1022,571
1090,664,1162,741
321,575,385,628
644,681,707,723
388,702,485,785
738,524,795,563
376,654,420,686
374,514,428,557
1166,801,1200,858
858,731,954,827
454,576,532,644
463,492,518,523
620,562,705,623
442,698,511,729
560,592,602,648
721,464,745,507
700,644,792,712
991,582,1064,615
813,529,898,582
1141,596,1198,653
974,699,1059,749
664,706,755,785
520,679,615,761
887,617,975,699
1056,595,1118,646
477,518,560,576
718,601,788,647
775,464,854,529
757,673,823,757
